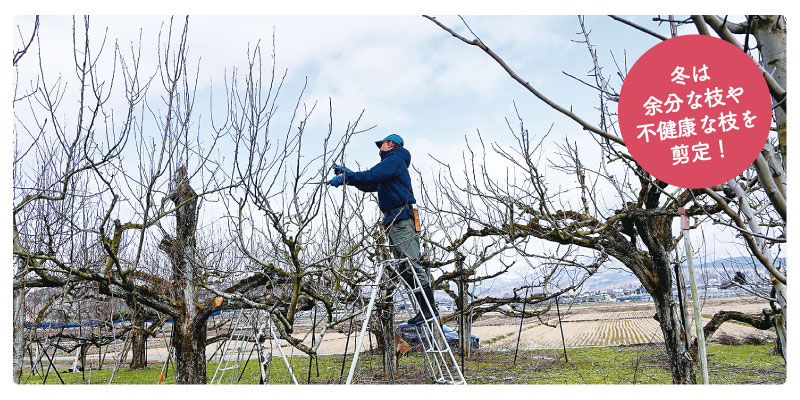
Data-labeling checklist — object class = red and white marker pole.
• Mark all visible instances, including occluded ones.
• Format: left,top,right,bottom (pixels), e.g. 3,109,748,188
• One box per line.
679,207,709,384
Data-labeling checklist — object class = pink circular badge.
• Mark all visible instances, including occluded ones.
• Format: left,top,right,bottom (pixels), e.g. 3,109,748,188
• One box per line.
619,35,772,189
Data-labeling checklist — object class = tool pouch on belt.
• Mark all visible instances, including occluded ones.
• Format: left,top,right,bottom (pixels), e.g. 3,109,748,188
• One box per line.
412,207,421,232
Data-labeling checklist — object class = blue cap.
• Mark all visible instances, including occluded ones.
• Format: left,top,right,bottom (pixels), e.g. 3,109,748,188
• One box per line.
375,134,404,148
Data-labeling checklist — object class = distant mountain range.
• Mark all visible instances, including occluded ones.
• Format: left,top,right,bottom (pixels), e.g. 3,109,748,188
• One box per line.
464,256,782,299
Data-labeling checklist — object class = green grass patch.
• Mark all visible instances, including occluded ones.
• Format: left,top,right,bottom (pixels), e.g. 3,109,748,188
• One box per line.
21,343,784,385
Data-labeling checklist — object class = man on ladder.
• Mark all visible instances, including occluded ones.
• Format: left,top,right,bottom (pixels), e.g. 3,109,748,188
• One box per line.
327,134,438,325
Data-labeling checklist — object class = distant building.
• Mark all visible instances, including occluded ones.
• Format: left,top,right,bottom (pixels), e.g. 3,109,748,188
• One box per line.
615,293,653,302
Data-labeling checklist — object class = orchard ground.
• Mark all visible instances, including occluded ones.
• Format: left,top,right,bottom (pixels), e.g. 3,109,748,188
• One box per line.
22,297,784,384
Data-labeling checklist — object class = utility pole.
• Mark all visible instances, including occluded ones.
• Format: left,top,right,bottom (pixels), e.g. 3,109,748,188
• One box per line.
679,207,708,384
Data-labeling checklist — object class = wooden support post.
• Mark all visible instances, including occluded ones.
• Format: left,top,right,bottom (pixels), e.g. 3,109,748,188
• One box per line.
679,207,709,384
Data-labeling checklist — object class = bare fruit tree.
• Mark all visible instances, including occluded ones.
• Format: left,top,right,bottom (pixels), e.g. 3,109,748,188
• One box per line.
414,128,609,330
216,38,382,355
424,14,786,383
13,15,140,382
12,16,377,384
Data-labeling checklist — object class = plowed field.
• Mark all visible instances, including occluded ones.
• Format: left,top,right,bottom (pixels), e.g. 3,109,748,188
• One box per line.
475,296,775,350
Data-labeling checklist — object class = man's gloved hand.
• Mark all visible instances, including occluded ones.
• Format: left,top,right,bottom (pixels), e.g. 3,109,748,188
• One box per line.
326,175,344,187
331,165,353,176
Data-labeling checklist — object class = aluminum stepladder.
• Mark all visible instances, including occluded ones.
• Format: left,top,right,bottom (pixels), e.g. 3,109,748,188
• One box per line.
210,309,270,384
210,309,298,384
346,258,466,385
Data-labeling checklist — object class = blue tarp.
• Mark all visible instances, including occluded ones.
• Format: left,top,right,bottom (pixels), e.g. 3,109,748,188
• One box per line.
24,309,236,330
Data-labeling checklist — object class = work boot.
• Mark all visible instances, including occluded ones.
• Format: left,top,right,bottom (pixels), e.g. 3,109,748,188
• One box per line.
407,285,439,325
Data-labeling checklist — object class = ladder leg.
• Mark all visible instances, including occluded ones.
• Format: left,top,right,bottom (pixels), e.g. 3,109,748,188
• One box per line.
345,262,386,385
347,258,467,385
268,315,298,384
406,259,466,384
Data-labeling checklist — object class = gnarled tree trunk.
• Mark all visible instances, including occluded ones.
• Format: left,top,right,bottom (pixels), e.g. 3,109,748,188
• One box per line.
129,312,148,369
172,315,208,384
652,289,697,383
610,204,698,384
373,287,397,380
13,286,25,384
160,166,207,383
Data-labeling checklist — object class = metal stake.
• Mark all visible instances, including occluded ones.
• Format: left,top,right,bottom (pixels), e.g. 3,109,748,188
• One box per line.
338,309,355,384
513,287,529,367
459,262,466,371
555,297,568,363
307,306,316,383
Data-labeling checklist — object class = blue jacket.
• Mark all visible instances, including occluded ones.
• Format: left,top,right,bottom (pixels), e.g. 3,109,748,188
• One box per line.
344,147,417,226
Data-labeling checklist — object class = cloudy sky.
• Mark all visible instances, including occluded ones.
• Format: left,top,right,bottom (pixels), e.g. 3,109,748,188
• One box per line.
12,7,778,279
12,13,663,164
11,11,759,260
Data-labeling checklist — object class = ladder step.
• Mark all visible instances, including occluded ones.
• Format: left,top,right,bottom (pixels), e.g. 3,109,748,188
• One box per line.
393,284,422,294
421,343,448,352
218,365,239,372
